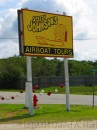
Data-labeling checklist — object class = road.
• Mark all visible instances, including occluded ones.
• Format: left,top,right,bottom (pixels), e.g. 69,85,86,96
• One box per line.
0,92,97,106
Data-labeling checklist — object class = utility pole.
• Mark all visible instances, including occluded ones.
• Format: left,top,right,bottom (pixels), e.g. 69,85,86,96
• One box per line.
63,12,70,111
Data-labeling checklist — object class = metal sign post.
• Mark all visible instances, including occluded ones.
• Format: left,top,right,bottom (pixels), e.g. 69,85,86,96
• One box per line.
92,72,95,108
63,12,70,111
25,56,34,115
90,68,97,108
64,58,70,111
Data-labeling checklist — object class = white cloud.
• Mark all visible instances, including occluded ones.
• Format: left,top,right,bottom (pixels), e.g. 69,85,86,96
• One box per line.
0,8,18,38
0,41,19,58
20,0,64,13
74,50,97,61
0,0,11,5
74,39,97,61
56,0,92,15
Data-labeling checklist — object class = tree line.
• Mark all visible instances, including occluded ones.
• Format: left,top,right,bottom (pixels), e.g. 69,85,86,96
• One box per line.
0,56,97,81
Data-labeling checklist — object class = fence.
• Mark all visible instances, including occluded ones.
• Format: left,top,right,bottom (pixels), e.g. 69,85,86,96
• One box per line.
33,75,97,88
0,75,97,89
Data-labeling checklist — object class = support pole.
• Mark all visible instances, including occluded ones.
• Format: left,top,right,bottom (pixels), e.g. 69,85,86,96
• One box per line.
64,58,70,111
25,56,34,115
93,72,95,108
63,12,70,111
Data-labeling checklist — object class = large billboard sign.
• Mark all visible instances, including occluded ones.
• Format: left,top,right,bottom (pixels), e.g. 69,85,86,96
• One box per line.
18,9,73,58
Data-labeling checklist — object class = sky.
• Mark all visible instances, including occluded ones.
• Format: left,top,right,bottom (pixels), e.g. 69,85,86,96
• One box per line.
0,0,97,61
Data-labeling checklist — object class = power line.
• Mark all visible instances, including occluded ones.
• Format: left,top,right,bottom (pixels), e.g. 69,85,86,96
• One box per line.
74,38,97,40
72,14,97,16
0,37,97,40
0,38,18,39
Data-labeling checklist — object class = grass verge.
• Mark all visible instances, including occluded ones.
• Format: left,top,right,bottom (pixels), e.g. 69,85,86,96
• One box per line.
0,86,97,95
0,104,97,124
36,86,97,95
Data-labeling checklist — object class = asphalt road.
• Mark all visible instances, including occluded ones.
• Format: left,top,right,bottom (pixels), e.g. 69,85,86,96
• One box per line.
0,92,97,106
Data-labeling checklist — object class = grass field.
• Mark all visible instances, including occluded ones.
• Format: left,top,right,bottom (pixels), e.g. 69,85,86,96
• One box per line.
35,86,97,95
0,86,97,95
0,104,97,124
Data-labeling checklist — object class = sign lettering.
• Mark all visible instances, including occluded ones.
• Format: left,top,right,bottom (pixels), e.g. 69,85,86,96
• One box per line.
27,15,58,32
24,46,73,56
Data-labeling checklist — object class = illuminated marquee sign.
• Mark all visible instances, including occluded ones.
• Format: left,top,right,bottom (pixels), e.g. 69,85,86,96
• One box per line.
18,9,73,58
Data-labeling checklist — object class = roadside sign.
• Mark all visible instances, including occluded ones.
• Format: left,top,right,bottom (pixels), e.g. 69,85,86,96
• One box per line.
18,9,73,58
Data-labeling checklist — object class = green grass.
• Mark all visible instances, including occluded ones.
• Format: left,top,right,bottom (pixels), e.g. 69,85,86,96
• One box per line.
0,86,97,95
0,89,21,92
0,104,97,124
36,86,97,95
70,86,97,95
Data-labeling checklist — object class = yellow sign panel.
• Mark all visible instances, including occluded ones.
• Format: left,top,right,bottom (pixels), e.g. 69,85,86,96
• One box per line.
21,9,73,57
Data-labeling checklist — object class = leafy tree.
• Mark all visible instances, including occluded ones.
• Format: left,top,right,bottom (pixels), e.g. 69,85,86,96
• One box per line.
0,56,25,80
0,56,97,80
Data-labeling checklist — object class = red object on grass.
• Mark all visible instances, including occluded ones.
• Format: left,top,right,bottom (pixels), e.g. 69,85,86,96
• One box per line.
1,97,4,100
11,96,14,100
33,85,38,90
47,91,52,96
60,83,64,88
20,90,23,93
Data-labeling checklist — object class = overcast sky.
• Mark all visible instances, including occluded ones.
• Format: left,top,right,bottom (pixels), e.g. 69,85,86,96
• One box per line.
0,0,97,61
